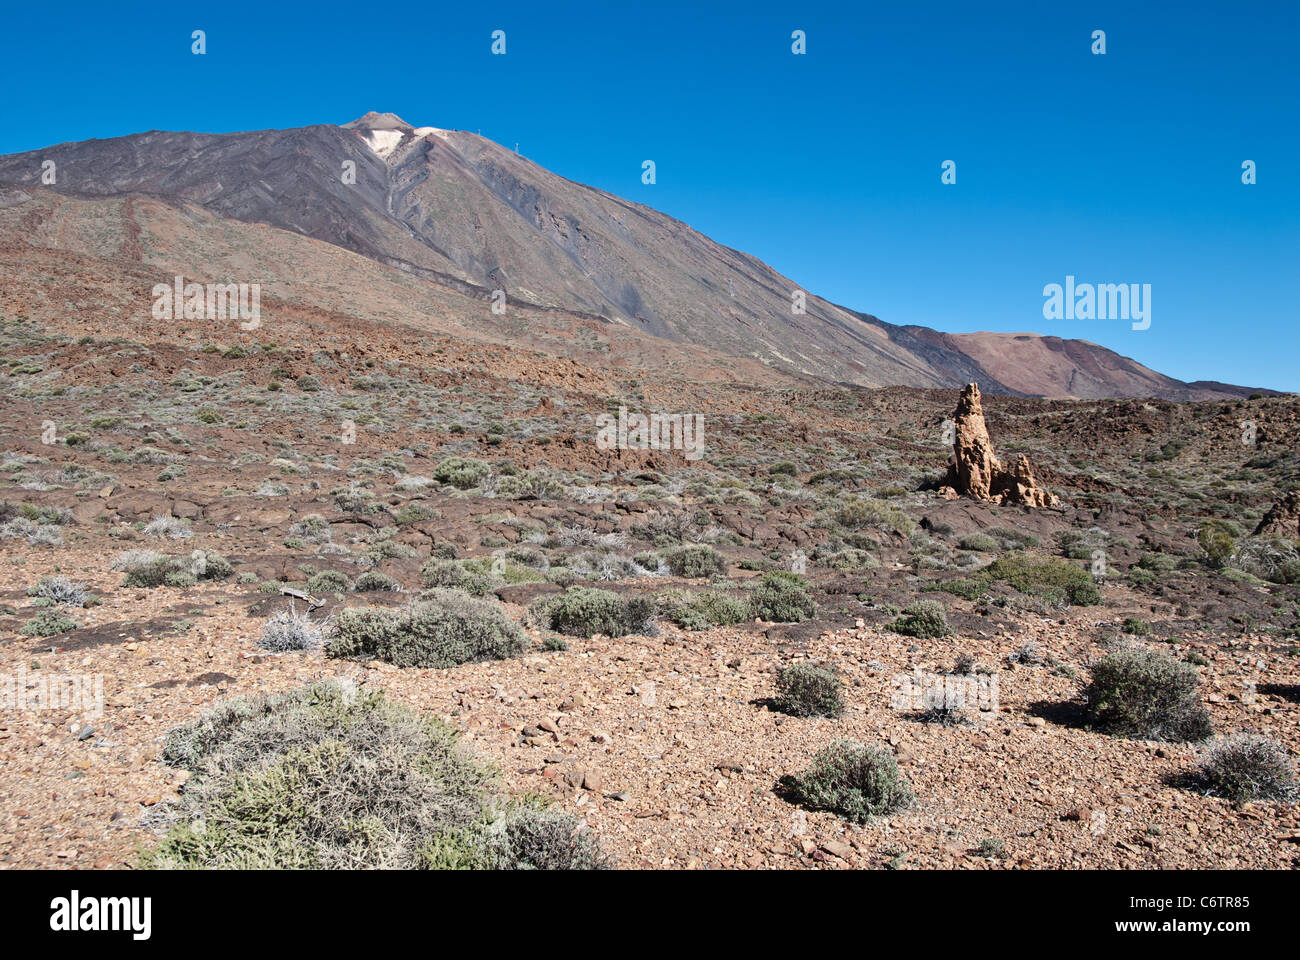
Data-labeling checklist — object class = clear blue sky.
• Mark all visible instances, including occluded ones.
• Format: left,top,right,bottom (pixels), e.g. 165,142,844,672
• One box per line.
2,0,1296,390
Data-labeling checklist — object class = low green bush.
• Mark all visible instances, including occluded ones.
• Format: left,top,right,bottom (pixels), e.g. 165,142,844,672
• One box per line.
20,609,80,636
433,457,491,490
775,662,844,718
661,544,727,579
750,573,814,623
327,590,527,668
306,569,353,594
889,600,952,638
1085,648,1212,741
979,552,1100,606
832,497,915,536
958,533,999,552
658,589,752,630
539,587,654,638
780,740,914,823
142,681,609,869
354,571,402,592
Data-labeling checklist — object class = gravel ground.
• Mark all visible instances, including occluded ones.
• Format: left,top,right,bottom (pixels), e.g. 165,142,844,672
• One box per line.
2,548,1297,871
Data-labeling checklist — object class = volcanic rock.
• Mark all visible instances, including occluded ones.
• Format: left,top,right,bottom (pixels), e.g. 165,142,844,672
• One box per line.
1253,490,1300,540
938,384,1059,508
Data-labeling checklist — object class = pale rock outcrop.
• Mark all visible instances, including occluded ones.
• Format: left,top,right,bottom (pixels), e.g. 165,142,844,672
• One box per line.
938,383,1059,508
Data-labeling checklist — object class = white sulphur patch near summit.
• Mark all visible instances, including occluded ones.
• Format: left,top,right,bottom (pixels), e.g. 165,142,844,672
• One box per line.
361,129,406,158
413,126,449,140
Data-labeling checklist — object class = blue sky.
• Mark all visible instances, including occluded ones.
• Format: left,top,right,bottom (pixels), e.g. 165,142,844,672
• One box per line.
2,0,1296,390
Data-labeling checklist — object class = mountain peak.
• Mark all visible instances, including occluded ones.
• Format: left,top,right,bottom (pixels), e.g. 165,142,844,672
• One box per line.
343,112,450,159
0,117,1271,399
343,111,413,131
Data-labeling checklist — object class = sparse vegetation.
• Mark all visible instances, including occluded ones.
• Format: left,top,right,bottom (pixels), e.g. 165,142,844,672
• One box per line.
660,544,727,578
112,549,232,587
1197,733,1295,805
774,661,844,718
780,740,914,823
1085,648,1212,741
889,599,952,638
980,552,1101,606
539,587,654,638
327,591,527,668
20,609,80,636
142,681,609,869
260,606,325,651
750,573,814,623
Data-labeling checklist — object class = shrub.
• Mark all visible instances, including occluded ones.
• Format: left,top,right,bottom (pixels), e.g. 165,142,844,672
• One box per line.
1085,648,1212,741
193,550,233,581
20,609,79,636
661,544,726,578
394,502,439,526
143,681,608,869
775,662,844,718
354,571,402,592
658,589,751,630
769,461,798,476
433,456,491,490
889,600,952,638
306,569,353,594
1006,641,1042,665
1197,520,1237,569
290,514,332,544
0,517,63,546
1198,733,1295,805
1123,618,1151,636
331,485,381,515
420,559,494,596
327,590,527,668
780,740,914,823
113,549,230,587
495,470,566,501
541,587,654,638
195,405,222,424
832,497,915,536
958,533,999,552
979,552,1100,606
1231,537,1300,585
143,515,193,540
1136,551,1179,571
927,577,985,601
819,548,880,572
505,545,548,568
27,575,89,607
358,538,416,567
750,573,814,622
1054,527,1111,560
975,838,1007,859
260,607,325,652
461,555,545,587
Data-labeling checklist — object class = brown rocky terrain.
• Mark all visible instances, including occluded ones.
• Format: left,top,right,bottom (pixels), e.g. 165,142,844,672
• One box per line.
0,302,1297,870
0,115,1296,873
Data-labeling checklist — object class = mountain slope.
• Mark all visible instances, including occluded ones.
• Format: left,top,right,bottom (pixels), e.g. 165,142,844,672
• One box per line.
0,113,1271,399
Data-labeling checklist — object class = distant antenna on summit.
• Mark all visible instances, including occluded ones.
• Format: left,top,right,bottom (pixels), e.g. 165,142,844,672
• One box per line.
515,143,519,153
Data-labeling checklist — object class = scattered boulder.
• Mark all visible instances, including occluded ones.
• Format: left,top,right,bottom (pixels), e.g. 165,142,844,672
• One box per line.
1253,490,1300,540
938,384,1059,508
